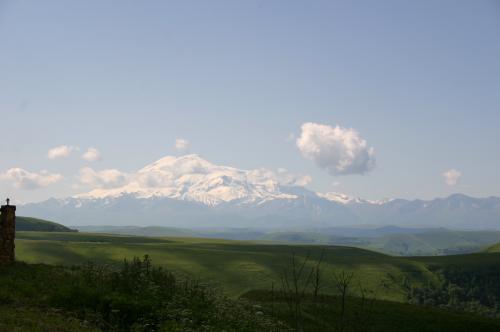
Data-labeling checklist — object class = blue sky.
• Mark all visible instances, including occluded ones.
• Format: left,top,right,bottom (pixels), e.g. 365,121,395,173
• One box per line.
0,0,499,203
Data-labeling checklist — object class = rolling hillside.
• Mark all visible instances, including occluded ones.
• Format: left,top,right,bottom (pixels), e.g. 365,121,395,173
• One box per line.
16,231,500,298
11,231,500,330
16,231,428,300
75,226,500,256
482,242,500,253
16,216,77,232
3,252,500,332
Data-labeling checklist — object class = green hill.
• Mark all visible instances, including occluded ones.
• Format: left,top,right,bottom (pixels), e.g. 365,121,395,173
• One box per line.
483,242,500,253
15,231,500,298
15,231,430,301
16,216,76,232
77,225,197,237
365,229,500,256
76,226,500,256
242,290,500,332
3,257,500,331
259,229,500,256
7,232,500,331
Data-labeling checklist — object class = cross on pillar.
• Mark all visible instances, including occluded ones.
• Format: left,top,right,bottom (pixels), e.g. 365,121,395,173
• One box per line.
5,198,9,206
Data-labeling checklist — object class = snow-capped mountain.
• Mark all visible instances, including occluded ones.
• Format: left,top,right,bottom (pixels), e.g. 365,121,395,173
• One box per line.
317,192,390,205
18,155,500,230
78,154,299,206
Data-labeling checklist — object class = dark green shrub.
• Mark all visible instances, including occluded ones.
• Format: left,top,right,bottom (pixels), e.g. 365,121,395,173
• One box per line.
0,257,285,331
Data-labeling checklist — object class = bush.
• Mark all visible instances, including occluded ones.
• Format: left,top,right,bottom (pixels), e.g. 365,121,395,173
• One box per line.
0,257,286,331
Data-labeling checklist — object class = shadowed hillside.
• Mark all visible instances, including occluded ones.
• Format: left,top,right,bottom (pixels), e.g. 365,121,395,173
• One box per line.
14,231,436,301
16,216,76,232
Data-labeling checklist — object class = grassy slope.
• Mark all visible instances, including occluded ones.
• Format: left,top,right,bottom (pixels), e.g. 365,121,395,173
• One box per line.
74,226,500,256
16,231,432,300
11,232,500,331
412,250,500,269
243,290,500,332
1,260,498,332
77,225,198,237
264,230,500,256
484,242,500,253
20,231,500,286
368,230,500,256
0,306,98,332
16,216,76,232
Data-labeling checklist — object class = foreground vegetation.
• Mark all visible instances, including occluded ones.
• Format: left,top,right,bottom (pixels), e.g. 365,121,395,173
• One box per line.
0,305,99,332
407,254,500,318
242,290,500,332
2,257,500,331
0,258,283,331
5,231,500,331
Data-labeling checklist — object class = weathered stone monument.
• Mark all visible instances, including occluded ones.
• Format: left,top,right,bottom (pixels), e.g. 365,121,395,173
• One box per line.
0,199,16,264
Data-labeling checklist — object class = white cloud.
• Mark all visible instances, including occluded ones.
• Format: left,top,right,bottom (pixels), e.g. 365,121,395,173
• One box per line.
47,145,76,159
0,168,62,189
174,138,190,152
247,168,312,187
136,171,173,188
78,167,128,189
294,175,312,187
82,147,102,162
275,168,312,187
443,169,461,186
296,122,376,176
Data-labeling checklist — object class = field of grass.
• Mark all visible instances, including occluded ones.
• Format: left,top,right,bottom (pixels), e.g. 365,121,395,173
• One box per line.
242,290,500,332
76,225,500,256
484,242,500,253
0,259,282,331
9,231,500,330
0,306,97,332
15,231,433,300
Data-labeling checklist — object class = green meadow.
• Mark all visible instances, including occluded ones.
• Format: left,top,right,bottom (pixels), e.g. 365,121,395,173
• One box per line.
12,231,451,300
4,231,500,331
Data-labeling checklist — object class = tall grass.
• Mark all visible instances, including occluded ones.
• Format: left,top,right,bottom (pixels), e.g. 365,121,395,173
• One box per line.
0,256,287,331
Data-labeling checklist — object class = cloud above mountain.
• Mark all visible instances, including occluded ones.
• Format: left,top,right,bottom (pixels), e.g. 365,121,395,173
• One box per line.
274,168,312,187
82,148,102,162
78,167,128,189
174,138,190,152
0,168,62,189
47,145,77,159
296,122,376,175
443,169,461,186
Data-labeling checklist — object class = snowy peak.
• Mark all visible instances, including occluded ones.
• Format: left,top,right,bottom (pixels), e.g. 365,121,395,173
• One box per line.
77,154,298,206
318,192,357,204
140,154,216,174
318,192,390,205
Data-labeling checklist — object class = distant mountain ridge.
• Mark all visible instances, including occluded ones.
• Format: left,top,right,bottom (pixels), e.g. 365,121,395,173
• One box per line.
18,155,500,230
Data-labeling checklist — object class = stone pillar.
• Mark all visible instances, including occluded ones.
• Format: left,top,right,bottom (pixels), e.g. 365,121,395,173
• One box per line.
0,204,16,264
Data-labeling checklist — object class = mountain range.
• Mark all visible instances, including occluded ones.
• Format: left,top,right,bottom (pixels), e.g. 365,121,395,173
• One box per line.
19,154,500,230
